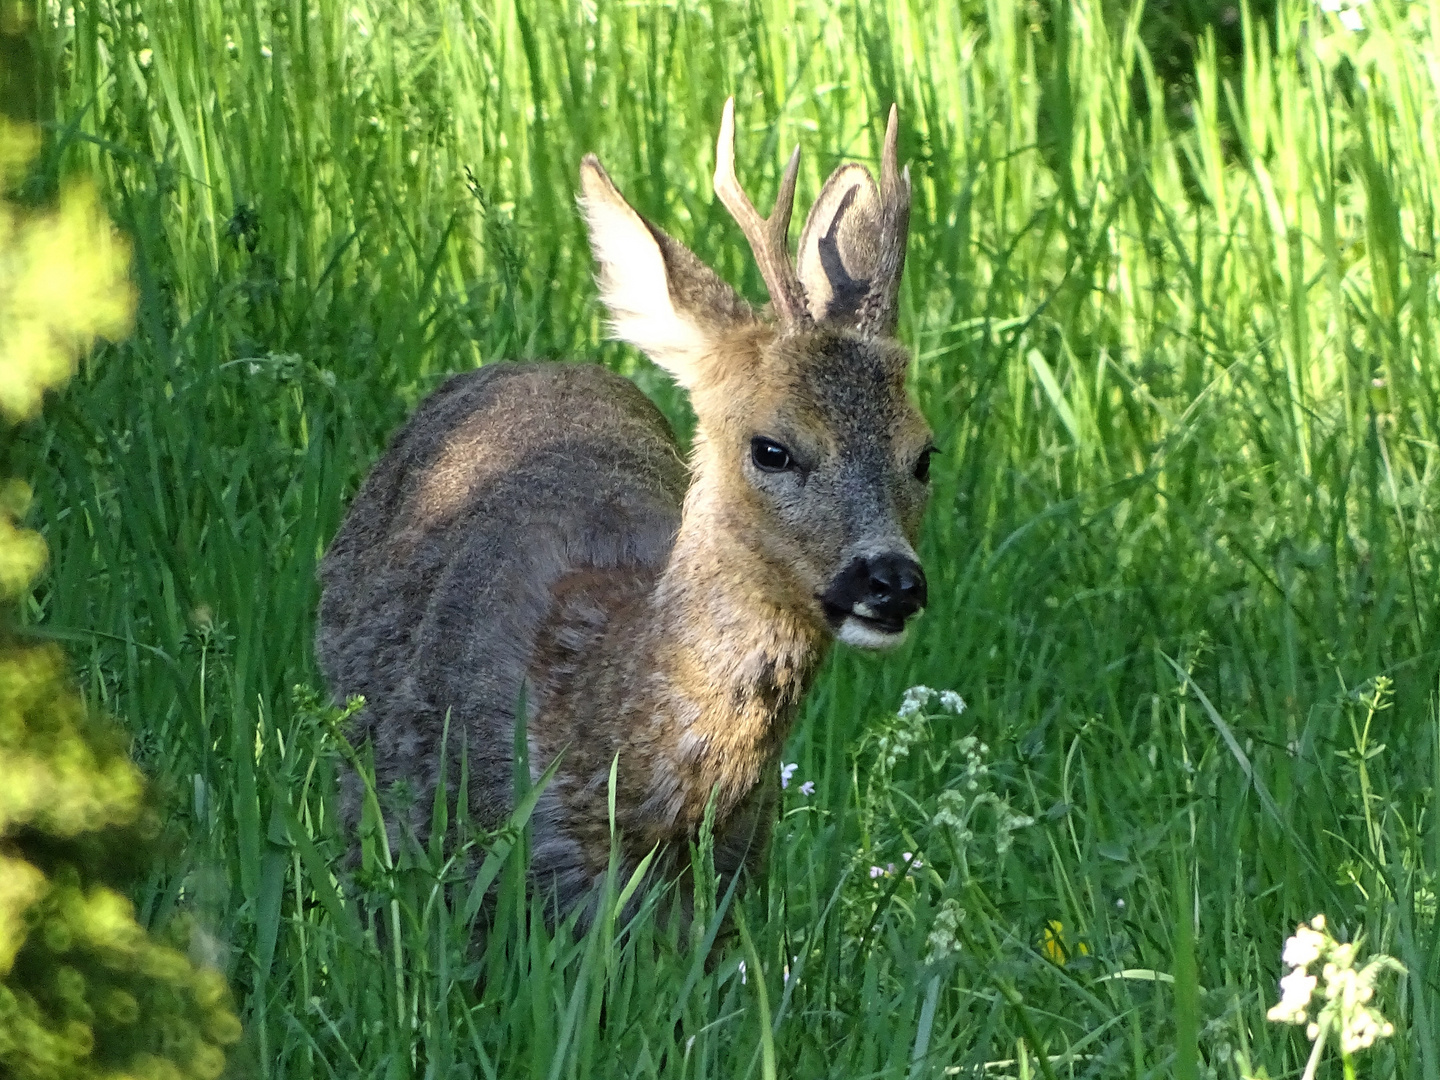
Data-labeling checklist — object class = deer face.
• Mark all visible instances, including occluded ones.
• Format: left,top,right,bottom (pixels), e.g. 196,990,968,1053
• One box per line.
581,100,930,647
690,328,931,647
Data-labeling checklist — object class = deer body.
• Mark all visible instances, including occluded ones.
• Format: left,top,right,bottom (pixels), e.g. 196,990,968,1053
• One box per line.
318,102,932,912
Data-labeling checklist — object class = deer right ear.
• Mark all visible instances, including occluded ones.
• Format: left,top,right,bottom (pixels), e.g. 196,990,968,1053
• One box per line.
579,155,754,389
795,163,884,328
795,105,911,338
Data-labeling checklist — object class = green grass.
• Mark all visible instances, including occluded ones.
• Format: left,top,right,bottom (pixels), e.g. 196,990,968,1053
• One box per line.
9,0,1440,1074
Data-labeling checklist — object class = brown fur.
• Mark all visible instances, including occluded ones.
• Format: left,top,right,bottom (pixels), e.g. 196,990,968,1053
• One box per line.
317,104,931,916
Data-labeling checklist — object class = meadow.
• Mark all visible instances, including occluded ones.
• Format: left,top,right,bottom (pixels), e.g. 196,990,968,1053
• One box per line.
10,0,1440,1074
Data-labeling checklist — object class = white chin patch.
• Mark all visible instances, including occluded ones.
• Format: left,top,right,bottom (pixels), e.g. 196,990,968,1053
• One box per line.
836,617,908,651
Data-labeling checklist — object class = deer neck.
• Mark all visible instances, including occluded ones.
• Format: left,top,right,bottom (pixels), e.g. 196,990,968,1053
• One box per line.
628,467,828,818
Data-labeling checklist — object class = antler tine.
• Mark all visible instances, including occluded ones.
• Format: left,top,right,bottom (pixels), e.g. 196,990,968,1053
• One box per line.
877,102,911,250
714,98,811,327
856,103,914,339
880,103,904,201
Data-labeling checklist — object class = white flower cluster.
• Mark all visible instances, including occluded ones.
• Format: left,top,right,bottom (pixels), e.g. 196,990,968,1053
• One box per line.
1268,919,1326,1025
931,789,971,837
993,802,1036,856
875,699,927,771
875,688,970,772
956,734,987,792
925,897,966,963
1267,914,1403,1057
930,735,1034,857
897,685,967,720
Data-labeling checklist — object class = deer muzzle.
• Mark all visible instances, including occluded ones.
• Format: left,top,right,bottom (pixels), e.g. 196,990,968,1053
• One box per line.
819,551,927,648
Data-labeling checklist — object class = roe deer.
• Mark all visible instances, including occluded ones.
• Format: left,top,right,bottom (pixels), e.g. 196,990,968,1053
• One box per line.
317,99,933,914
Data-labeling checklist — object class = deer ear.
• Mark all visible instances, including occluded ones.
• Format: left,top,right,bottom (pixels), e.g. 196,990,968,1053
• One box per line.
795,164,885,329
797,102,912,338
580,155,754,388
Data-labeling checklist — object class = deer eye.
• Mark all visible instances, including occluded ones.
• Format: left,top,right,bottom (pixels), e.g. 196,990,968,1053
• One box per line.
750,437,793,473
913,447,935,483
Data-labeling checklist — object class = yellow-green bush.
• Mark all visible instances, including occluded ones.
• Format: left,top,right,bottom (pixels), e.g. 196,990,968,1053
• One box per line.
0,119,241,1080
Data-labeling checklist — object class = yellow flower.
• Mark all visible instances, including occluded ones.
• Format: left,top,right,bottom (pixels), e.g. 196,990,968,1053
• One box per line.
1040,920,1089,965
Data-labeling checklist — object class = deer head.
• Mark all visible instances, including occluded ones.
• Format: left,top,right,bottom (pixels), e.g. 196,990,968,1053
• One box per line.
579,99,932,649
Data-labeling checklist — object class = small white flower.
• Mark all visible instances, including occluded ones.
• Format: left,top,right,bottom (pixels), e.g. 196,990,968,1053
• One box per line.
1283,923,1326,969
939,690,967,714
1267,969,1317,1024
798,780,814,796
1339,7,1364,30
780,762,798,789
898,685,934,719
1266,912,1402,1061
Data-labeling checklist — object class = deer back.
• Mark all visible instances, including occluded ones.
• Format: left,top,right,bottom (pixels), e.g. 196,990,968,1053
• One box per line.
316,362,688,837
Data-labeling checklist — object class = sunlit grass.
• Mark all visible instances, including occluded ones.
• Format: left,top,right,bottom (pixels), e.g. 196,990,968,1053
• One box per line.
9,0,1439,1074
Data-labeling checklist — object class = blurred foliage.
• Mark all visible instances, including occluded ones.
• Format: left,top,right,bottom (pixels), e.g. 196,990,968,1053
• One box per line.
1,0,45,125
0,120,241,1080
0,124,133,420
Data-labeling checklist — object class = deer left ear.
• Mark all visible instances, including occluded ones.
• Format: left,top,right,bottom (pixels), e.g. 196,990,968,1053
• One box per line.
580,155,754,388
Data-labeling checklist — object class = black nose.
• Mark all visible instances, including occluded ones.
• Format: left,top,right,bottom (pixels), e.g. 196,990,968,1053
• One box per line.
821,552,928,630
862,552,928,621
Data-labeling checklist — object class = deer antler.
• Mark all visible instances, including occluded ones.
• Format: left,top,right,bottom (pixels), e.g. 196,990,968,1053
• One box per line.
713,98,812,328
855,103,912,338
